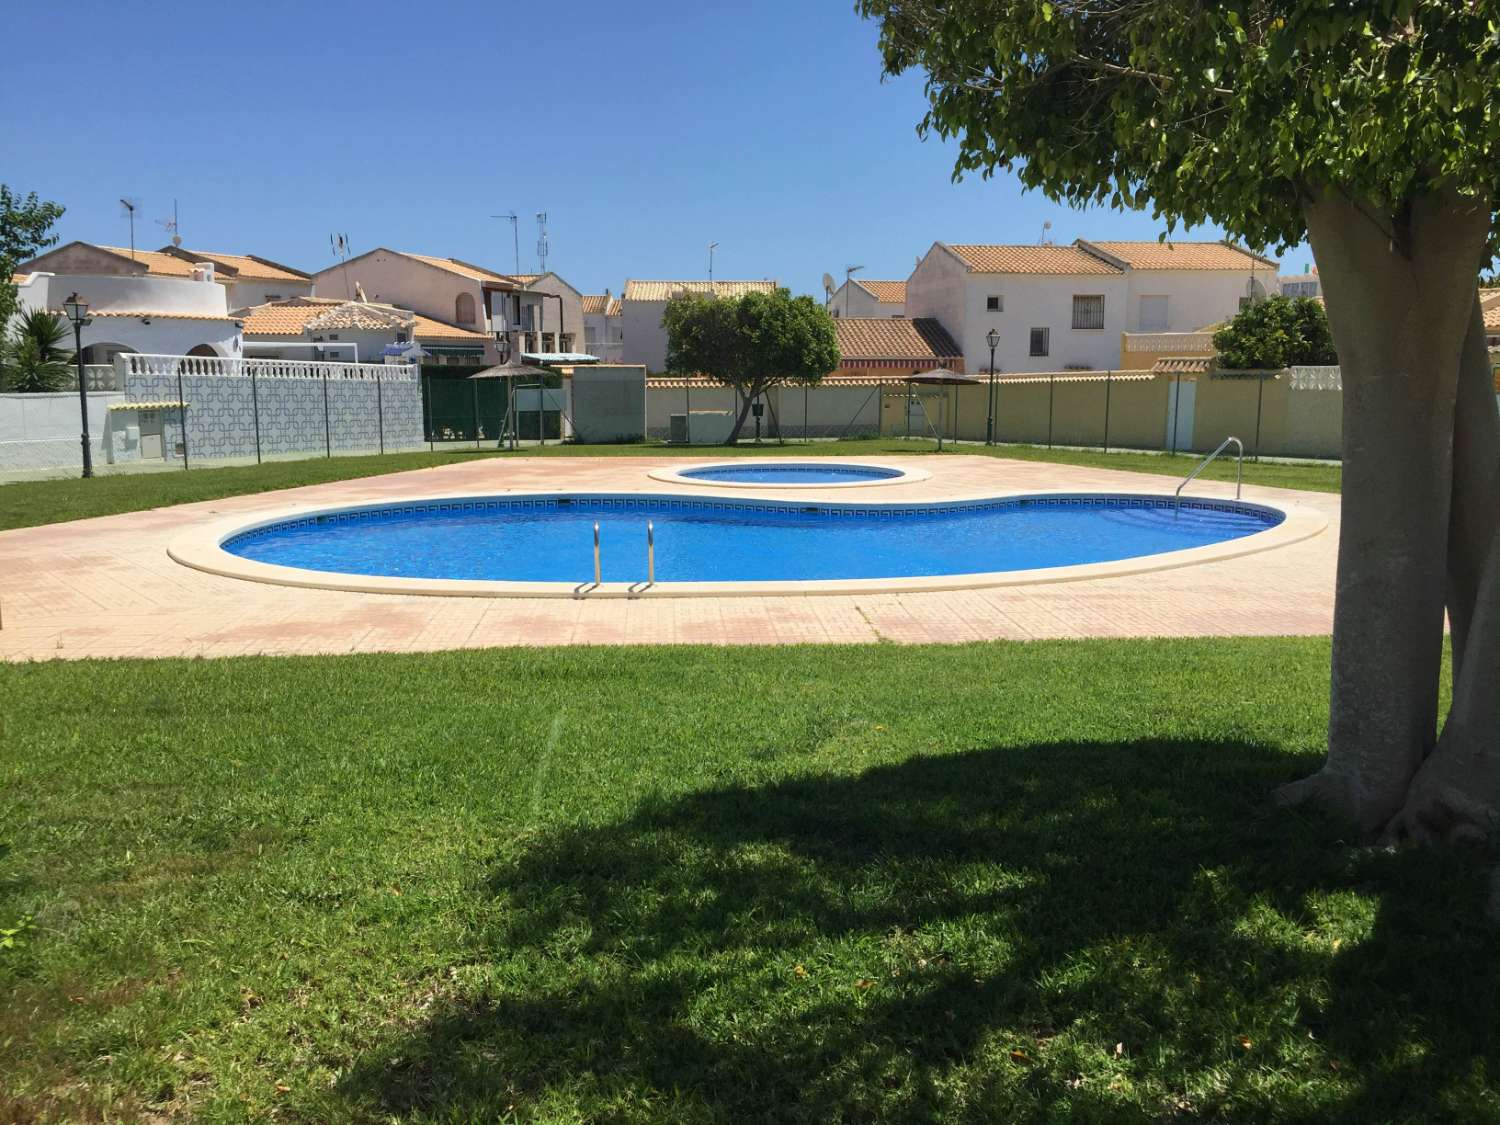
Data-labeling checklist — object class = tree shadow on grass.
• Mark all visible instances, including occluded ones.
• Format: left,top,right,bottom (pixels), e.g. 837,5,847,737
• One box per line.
335,739,1500,1123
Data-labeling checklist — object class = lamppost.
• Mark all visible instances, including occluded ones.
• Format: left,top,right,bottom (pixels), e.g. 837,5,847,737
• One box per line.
62,293,93,478
984,327,1000,445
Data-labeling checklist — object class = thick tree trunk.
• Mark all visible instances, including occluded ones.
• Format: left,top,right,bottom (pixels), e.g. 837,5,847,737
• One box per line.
1275,185,1492,834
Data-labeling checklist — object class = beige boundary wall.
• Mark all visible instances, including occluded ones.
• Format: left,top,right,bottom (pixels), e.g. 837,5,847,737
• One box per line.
642,367,1353,457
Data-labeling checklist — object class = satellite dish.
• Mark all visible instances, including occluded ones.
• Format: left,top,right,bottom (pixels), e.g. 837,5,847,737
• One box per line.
822,272,836,296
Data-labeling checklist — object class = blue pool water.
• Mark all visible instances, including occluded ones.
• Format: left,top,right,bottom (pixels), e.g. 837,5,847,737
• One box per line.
679,463,904,484
224,495,1282,584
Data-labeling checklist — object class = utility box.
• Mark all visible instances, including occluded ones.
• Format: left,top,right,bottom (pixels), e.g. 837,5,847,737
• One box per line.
668,409,735,444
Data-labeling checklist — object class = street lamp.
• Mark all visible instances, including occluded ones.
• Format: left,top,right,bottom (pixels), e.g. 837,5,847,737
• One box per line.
62,293,93,478
984,327,1000,445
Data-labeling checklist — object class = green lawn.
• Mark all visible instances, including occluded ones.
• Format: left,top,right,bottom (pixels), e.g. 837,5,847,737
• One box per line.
2,638,1492,1123
0,440,1339,533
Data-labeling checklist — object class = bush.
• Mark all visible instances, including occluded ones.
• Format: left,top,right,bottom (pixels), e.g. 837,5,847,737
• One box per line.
1212,295,1337,370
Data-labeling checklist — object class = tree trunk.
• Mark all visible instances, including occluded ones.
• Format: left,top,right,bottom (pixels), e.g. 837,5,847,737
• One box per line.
1444,299,1500,681
725,381,763,444
1274,184,1493,834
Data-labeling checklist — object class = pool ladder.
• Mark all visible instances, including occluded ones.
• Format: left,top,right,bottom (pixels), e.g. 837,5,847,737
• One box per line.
590,520,656,590
1174,436,1243,515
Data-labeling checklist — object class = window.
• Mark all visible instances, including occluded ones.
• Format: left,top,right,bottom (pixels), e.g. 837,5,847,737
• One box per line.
454,292,476,325
1138,295,1169,332
263,293,282,303
1072,294,1105,330
396,331,409,343
1029,327,1050,356
986,295,1003,312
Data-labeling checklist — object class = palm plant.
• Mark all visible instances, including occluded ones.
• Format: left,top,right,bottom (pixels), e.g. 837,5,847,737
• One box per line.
2,308,73,392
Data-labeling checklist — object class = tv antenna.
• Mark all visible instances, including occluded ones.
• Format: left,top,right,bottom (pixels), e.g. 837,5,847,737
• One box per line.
535,211,549,273
119,197,141,258
490,211,520,275
156,199,182,247
1038,220,1054,245
329,233,354,299
843,264,864,318
708,241,719,281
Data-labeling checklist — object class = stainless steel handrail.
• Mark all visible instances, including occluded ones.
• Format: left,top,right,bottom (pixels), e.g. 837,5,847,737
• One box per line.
646,520,655,586
1175,435,1244,514
593,521,601,585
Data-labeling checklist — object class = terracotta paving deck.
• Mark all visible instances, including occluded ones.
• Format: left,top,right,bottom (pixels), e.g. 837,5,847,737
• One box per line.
0,455,1339,661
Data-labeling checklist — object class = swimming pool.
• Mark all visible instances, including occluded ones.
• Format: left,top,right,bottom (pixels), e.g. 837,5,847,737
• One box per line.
649,461,925,488
198,492,1295,594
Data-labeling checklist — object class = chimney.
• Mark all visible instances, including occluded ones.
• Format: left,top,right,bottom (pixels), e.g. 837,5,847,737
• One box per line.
191,261,216,284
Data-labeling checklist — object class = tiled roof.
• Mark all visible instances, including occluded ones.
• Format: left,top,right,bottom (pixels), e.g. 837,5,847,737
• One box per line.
856,279,907,303
402,253,513,284
1481,289,1500,329
835,317,961,361
623,279,778,301
50,308,239,322
11,272,29,285
1153,356,1214,374
581,295,610,314
506,273,544,285
944,244,1122,275
239,296,488,341
168,249,309,281
1083,240,1279,271
95,246,201,277
607,297,621,317
411,312,490,342
239,296,344,335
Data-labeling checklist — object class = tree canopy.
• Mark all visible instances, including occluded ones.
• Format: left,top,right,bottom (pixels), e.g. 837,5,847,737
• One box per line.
0,185,64,328
1213,295,1337,370
858,1,1500,252
663,288,840,443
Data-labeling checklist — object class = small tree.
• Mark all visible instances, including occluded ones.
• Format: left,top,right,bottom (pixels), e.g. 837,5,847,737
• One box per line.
0,186,65,328
663,288,839,443
1213,296,1337,370
2,309,73,392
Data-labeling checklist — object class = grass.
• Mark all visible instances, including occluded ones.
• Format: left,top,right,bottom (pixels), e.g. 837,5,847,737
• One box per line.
2,638,1493,1123
0,439,1339,533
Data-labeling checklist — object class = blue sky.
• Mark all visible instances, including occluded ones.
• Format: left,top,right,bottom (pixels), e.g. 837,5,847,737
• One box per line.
4,0,1309,297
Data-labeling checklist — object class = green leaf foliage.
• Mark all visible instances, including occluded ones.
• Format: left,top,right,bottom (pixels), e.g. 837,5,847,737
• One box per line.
1213,295,1338,369
856,1,1500,252
3,308,73,393
0,185,64,329
662,287,840,393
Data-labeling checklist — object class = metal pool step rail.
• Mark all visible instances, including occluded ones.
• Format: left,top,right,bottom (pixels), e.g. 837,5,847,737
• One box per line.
1175,436,1244,515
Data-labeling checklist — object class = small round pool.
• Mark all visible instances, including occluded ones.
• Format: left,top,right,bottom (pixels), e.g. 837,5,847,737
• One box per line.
197,492,1296,595
650,461,923,488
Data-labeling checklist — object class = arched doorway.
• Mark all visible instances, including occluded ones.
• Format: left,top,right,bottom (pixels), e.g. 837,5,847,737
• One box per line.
186,344,218,358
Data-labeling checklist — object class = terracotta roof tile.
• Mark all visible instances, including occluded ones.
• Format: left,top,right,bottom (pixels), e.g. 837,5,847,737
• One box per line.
607,297,621,317
1153,356,1214,374
239,296,488,341
944,244,1122,274
506,273,544,285
402,253,512,283
52,308,239,323
1083,240,1279,270
95,246,201,277
169,249,309,281
1480,289,1500,329
581,295,610,314
410,312,490,342
623,280,778,301
835,317,961,362
239,297,344,335
856,279,906,303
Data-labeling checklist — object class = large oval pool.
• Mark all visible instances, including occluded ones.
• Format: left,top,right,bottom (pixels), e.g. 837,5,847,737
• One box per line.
220,494,1283,585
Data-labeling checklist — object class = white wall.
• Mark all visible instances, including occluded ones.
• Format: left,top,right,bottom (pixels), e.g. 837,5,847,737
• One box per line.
827,282,904,319
20,271,227,316
0,391,119,471
1124,270,1254,332
621,299,671,372
226,278,314,310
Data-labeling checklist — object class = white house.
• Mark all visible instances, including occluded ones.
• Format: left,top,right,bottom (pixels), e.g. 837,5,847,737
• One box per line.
13,242,243,363
158,246,313,307
237,296,493,364
1279,269,1322,298
826,278,906,318
904,239,1278,374
620,279,779,372
582,292,623,361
